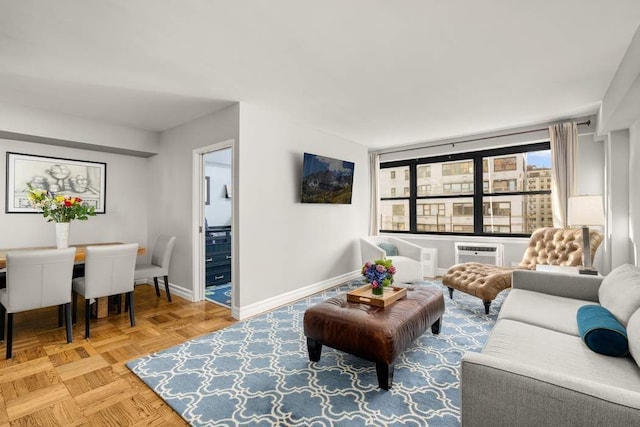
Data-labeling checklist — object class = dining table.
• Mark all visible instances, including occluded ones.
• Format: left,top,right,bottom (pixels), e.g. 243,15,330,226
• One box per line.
0,242,146,318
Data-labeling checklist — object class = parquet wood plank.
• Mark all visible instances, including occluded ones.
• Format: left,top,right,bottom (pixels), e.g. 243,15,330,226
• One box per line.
8,398,83,427
74,378,138,414
57,355,111,382
0,285,235,425
4,382,70,420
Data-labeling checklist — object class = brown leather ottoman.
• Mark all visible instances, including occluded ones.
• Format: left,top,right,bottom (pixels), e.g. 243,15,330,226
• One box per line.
303,287,445,390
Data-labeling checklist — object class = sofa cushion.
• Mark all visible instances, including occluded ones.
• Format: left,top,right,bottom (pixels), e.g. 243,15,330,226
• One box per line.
627,310,640,368
377,242,398,256
599,264,640,327
483,319,640,391
577,305,628,357
498,289,590,336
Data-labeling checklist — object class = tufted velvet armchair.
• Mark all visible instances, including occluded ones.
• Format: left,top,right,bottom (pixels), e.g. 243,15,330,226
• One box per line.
442,227,604,314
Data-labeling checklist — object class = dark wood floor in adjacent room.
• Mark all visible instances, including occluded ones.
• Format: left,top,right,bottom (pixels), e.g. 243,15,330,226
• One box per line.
0,285,235,426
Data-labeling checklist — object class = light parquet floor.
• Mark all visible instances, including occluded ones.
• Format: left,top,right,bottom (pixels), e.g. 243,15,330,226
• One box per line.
0,285,236,426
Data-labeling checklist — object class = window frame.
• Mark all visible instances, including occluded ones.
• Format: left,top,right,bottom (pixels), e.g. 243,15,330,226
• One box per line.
379,142,551,237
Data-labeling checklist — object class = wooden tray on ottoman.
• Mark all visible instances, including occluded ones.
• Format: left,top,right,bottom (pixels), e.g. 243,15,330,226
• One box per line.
346,284,407,307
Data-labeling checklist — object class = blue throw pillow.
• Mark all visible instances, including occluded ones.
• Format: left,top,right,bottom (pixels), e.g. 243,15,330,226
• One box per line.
377,243,398,256
577,305,629,357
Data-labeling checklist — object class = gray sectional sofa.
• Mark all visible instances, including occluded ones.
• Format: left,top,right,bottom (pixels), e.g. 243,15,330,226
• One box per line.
461,264,640,426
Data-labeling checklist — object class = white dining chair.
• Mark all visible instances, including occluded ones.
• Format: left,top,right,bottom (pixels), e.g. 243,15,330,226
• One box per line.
0,248,76,359
72,243,138,338
134,235,176,302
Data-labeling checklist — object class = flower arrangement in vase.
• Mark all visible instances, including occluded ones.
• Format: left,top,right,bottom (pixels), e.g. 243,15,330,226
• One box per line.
27,184,96,248
362,259,396,296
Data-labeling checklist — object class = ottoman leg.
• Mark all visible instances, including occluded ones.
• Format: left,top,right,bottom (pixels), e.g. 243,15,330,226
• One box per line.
448,287,454,299
431,317,441,335
376,362,394,390
483,300,491,314
306,337,323,362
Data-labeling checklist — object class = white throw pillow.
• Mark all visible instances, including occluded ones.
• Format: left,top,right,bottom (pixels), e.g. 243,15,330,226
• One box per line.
599,264,640,327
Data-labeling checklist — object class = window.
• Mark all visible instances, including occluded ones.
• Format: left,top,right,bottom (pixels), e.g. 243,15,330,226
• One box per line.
379,166,409,198
443,182,473,194
418,165,431,178
379,142,552,236
417,184,431,196
483,201,511,216
392,204,405,216
492,179,517,192
417,224,446,232
418,203,445,216
484,225,511,233
453,203,473,216
494,156,517,171
442,161,473,176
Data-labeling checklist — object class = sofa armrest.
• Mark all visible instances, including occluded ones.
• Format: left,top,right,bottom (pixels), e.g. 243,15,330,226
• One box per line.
360,238,386,264
461,352,640,426
391,238,423,262
512,269,603,302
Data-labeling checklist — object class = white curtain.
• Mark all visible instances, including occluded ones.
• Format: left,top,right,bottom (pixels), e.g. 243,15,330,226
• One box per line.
549,122,578,228
369,152,380,236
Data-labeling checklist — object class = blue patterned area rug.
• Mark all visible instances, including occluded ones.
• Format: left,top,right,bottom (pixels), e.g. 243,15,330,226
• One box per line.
127,280,507,426
204,283,231,308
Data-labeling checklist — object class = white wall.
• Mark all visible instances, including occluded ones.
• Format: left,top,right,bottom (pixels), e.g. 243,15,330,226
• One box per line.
0,138,149,250
237,103,369,308
204,149,232,226
630,118,640,266
151,104,240,292
605,130,631,272
0,104,159,156
576,133,605,196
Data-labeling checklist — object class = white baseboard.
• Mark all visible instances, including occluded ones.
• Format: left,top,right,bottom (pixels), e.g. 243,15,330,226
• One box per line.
232,270,361,320
138,279,193,302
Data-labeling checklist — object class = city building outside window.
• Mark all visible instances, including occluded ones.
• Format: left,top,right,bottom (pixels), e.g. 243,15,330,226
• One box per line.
378,143,552,236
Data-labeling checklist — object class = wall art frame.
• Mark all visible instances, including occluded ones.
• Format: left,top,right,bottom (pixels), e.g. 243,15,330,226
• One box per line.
6,152,107,214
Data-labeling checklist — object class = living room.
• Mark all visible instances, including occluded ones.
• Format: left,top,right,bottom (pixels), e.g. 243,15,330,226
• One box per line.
1,2,640,425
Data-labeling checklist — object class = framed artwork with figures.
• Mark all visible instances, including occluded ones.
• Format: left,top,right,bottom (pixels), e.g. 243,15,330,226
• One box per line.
5,152,107,214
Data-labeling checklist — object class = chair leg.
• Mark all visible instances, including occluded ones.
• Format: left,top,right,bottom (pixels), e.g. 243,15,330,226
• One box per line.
447,287,454,299
72,291,78,324
58,305,64,328
6,313,13,359
0,304,5,341
153,277,160,297
85,299,91,339
163,276,172,302
115,295,122,314
64,303,73,343
127,292,136,327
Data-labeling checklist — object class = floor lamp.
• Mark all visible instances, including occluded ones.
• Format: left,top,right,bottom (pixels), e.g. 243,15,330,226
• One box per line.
568,195,604,275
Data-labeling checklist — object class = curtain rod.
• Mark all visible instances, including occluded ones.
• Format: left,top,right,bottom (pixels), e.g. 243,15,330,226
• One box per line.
378,120,592,155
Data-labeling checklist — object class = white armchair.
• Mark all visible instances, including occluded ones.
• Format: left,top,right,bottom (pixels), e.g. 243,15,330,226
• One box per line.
360,236,424,283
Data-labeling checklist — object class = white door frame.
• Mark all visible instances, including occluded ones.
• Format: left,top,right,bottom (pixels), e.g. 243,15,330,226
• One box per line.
192,140,235,307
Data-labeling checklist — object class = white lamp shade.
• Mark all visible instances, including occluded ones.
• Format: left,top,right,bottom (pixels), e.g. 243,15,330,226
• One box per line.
568,195,604,226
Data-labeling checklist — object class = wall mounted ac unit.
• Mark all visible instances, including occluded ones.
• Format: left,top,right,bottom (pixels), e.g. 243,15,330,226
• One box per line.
454,242,504,266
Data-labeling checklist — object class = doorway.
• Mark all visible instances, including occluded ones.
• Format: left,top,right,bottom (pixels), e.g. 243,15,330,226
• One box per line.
202,147,233,307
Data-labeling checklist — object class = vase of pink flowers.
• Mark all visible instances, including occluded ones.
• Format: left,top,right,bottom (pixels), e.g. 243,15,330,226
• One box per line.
362,259,396,296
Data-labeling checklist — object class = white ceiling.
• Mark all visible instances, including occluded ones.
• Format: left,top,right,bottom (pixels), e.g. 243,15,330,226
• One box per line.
1,1,639,149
